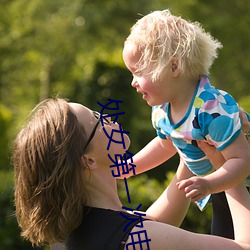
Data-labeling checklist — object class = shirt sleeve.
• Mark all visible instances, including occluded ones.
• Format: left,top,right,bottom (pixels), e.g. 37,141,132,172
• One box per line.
151,105,170,140
197,90,241,150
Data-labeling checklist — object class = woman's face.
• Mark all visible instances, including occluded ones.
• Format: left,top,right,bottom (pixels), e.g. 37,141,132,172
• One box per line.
68,103,131,158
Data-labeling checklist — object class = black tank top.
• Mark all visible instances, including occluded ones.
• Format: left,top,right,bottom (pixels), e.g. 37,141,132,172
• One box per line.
66,206,148,250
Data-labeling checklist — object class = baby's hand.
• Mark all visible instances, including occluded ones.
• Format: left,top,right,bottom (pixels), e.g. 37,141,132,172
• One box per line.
177,176,211,202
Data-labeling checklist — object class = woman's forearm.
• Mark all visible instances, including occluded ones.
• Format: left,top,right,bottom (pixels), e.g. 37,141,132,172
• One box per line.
146,159,192,226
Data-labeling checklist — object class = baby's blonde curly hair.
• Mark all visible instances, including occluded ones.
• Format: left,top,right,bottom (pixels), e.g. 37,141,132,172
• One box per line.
125,9,222,81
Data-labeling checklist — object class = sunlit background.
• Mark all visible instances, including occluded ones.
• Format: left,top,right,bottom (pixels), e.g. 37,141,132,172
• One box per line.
0,0,249,249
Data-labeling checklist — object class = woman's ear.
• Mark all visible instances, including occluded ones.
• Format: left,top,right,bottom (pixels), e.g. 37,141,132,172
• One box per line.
82,155,97,169
170,57,180,77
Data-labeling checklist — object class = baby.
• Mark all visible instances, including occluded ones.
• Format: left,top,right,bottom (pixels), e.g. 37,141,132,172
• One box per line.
122,9,250,211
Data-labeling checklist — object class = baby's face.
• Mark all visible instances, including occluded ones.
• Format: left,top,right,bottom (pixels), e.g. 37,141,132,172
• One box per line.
123,42,174,106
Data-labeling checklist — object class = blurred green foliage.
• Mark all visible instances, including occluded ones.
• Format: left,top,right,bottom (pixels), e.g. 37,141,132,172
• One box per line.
0,171,42,249
0,0,249,249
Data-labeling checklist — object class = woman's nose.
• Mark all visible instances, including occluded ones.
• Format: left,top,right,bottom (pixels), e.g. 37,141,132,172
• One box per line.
107,116,112,123
103,114,112,123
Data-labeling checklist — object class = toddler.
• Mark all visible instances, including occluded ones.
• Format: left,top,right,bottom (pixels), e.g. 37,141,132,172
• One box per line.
122,9,250,237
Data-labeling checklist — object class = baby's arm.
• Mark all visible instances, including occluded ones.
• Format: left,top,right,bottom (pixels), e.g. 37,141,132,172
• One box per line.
178,132,250,201
123,136,177,178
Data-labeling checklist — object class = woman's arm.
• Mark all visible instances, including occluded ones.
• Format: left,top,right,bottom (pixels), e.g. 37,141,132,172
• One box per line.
225,184,250,245
146,159,192,227
126,183,250,250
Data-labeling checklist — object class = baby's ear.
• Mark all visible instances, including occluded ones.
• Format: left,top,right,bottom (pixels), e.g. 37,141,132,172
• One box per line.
82,155,97,169
171,57,180,76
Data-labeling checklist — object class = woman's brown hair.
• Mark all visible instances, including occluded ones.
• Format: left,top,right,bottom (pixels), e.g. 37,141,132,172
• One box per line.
13,98,88,246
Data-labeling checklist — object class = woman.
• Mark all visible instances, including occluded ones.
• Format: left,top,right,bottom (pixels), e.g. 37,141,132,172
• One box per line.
13,98,250,249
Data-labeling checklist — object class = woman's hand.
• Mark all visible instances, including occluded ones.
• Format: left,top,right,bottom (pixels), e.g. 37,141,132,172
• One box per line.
239,107,250,140
177,108,250,201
